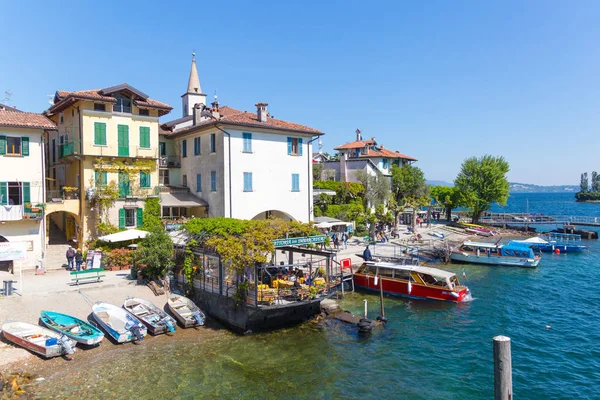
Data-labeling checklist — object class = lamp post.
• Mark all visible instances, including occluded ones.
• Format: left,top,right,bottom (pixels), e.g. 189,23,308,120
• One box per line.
128,243,138,280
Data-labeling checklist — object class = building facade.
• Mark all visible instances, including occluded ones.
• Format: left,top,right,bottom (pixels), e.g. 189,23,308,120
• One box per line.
0,109,56,271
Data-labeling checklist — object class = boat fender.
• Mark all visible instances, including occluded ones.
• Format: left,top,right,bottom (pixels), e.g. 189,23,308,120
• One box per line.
59,335,75,355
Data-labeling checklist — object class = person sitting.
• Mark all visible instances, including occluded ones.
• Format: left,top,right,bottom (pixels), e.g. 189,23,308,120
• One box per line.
363,245,373,261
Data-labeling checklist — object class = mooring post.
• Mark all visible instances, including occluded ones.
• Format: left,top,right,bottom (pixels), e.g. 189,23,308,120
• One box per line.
493,335,513,400
379,278,385,319
363,299,368,319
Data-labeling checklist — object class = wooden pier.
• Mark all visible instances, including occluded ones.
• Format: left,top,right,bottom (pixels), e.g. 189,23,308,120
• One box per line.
456,212,600,227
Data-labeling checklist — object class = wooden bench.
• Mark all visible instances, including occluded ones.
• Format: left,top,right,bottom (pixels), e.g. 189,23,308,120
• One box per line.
70,268,106,284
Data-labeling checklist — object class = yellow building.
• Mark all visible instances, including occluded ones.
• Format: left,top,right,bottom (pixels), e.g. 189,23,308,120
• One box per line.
43,84,171,262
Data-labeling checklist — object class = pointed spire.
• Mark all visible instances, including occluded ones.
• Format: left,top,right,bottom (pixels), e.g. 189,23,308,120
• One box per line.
187,52,202,94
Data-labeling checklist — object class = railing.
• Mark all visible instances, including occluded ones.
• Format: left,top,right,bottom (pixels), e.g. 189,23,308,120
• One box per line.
59,139,81,158
159,155,181,168
46,188,80,202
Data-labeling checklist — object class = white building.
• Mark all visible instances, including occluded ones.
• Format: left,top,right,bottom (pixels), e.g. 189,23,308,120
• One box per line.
159,55,324,222
0,109,56,271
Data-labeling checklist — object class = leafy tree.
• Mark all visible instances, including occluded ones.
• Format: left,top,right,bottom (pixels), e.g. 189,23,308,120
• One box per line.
430,185,459,221
592,171,599,192
580,172,589,193
141,197,163,233
454,155,510,223
355,170,390,209
390,164,429,227
137,229,175,278
312,163,323,181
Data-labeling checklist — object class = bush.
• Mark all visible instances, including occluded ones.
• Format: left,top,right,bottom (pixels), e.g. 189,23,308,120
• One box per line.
105,248,134,270
575,191,600,202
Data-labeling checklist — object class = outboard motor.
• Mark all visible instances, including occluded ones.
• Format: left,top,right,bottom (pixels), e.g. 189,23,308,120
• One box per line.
59,335,75,355
161,317,176,333
129,324,145,342
192,312,205,326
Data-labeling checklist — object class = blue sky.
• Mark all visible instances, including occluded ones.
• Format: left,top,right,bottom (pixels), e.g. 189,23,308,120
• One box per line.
1,0,599,185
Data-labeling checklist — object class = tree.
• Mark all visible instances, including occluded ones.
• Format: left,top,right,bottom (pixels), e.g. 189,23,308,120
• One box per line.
137,229,175,278
430,185,459,221
390,164,429,227
580,172,589,193
141,197,163,233
312,163,323,181
454,155,510,223
592,171,599,192
355,170,390,238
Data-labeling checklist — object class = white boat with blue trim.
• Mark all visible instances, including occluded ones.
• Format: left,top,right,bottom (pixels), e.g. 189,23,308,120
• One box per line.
92,302,147,343
450,238,541,268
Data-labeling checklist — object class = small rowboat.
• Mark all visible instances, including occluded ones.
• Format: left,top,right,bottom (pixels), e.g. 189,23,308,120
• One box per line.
1,321,76,358
92,302,147,343
123,298,177,335
167,294,206,328
40,310,104,346
465,227,495,237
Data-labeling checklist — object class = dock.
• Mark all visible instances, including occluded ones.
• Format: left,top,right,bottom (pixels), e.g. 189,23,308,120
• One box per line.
321,299,384,333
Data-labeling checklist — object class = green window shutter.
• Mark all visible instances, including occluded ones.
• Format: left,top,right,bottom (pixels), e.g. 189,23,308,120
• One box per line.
21,137,29,156
0,136,5,155
119,209,126,229
22,182,31,204
118,125,129,156
136,208,143,227
94,122,107,145
102,172,108,186
287,137,292,155
140,171,150,188
140,127,150,148
0,182,7,205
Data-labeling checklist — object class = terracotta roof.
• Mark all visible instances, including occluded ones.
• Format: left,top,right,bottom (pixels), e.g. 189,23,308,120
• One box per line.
334,139,376,150
49,84,172,117
164,105,323,136
0,109,57,130
360,147,417,161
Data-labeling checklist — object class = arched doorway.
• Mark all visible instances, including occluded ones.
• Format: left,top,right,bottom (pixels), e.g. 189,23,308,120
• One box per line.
0,235,13,273
251,210,296,221
45,211,82,270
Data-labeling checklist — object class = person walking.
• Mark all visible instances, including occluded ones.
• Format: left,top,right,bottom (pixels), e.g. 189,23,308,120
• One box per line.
66,246,76,271
75,248,83,272
363,245,372,261
342,232,348,249
332,233,339,251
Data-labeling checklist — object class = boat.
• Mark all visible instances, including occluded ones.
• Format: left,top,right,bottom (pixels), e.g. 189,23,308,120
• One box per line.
91,302,147,343
40,310,104,346
465,227,495,237
353,261,471,302
1,321,76,358
167,294,206,328
123,298,177,335
450,238,541,268
429,231,445,239
516,233,588,253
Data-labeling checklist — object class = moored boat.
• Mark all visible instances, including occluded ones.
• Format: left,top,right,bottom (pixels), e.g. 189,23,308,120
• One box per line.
450,238,541,267
1,321,76,358
167,294,206,328
91,302,147,343
353,261,471,303
40,310,104,346
465,227,495,237
517,233,588,253
123,298,177,335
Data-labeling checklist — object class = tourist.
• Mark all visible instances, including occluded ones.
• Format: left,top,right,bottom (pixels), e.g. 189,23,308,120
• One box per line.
363,245,372,261
75,248,83,271
333,233,339,250
66,246,76,271
342,232,348,249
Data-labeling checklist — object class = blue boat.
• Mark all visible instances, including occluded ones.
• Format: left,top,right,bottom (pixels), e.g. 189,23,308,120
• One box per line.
517,233,588,253
40,310,105,346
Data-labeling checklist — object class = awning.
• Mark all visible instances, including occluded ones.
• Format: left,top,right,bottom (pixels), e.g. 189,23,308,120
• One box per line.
160,193,208,207
98,229,149,243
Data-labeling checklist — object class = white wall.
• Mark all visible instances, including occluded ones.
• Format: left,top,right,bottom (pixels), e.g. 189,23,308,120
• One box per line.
0,220,43,270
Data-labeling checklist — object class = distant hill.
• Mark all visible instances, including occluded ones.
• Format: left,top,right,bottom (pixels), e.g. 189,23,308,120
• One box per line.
509,182,579,193
427,180,453,187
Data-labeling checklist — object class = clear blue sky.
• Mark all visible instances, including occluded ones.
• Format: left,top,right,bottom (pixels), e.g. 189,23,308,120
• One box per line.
2,0,599,185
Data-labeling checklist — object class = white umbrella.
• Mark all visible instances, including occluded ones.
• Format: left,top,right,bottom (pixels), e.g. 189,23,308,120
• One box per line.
315,221,333,229
98,229,149,243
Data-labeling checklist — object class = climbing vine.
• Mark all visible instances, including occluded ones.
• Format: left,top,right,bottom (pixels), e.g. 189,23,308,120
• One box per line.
181,239,197,296
93,157,156,173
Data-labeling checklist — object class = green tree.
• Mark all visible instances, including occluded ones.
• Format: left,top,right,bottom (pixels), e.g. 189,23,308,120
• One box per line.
354,170,390,209
137,229,175,278
312,163,323,181
430,185,459,221
580,172,589,193
141,197,163,233
454,155,510,223
591,171,599,192
390,164,429,227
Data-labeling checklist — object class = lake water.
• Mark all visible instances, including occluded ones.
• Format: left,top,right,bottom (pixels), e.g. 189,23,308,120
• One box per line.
33,193,600,399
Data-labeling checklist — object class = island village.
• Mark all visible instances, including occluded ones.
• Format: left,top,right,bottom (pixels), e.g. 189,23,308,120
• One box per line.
0,54,598,398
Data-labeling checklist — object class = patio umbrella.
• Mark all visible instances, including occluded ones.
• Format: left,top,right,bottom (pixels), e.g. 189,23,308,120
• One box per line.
97,229,149,243
315,221,333,229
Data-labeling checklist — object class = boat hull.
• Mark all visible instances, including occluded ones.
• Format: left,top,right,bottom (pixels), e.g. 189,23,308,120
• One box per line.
40,311,104,346
535,244,587,253
167,295,206,328
1,321,77,358
91,302,147,343
123,298,177,335
353,274,469,303
450,251,539,267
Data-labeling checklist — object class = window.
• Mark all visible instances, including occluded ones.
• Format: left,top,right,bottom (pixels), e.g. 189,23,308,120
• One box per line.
94,171,108,187
243,172,253,192
194,137,201,155
159,142,166,156
113,94,132,113
291,173,300,192
140,171,151,188
287,137,303,156
94,122,107,145
159,169,170,185
118,172,130,197
94,103,106,111
117,125,129,157
0,182,27,205
210,171,216,191
123,209,136,227
182,139,187,157
139,109,149,116
243,133,252,153
139,127,150,149
182,174,187,187
5,137,21,155
382,159,389,169
52,138,56,162
60,112,64,124
210,133,215,153
196,174,202,192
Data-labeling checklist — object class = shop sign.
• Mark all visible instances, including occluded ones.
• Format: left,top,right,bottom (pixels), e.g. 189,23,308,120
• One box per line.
0,242,27,262
273,235,326,247
165,223,182,231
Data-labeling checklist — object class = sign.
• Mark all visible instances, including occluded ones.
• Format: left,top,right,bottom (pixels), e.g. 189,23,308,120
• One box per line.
165,223,182,231
0,242,27,262
273,235,326,248
92,252,103,269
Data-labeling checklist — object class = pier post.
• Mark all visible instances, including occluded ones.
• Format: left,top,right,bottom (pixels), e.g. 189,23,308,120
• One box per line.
379,278,385,319
493,335,513,400
363,299,368,319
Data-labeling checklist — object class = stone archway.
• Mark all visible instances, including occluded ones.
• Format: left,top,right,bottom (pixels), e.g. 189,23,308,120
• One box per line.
45,210,81,245
251,210,296,222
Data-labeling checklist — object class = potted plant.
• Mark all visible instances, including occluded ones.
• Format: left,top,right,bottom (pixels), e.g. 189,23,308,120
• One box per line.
63,187,78,199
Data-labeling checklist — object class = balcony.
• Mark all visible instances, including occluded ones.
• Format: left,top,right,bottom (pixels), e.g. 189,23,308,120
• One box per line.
159,155,181,168
59,139,81,159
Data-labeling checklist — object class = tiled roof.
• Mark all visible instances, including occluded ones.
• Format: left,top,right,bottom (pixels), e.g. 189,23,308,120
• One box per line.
0,109,57,130
334,139,376,150
360,147,417,161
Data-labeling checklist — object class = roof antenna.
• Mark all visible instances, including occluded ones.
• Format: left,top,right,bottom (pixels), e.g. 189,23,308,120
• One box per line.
213,90,218,103
47,94,54,106
2,90,12,106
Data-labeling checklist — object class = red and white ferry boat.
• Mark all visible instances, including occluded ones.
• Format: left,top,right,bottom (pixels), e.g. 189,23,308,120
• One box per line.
353,261,471,303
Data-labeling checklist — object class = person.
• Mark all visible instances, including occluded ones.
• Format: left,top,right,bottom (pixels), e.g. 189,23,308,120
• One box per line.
75,248,83,271
342,232,348,249
332,233,339,251
417,216,423,228
363,245,372,261
66,246,76,271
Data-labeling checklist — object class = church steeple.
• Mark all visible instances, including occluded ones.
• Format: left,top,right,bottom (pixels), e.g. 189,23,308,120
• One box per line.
181,52,206,117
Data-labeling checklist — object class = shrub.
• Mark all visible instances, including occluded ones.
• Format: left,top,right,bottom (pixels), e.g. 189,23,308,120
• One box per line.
104,248,134,270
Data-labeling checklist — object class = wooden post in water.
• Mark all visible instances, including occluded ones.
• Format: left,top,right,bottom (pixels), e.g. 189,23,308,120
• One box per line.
493,335,513,400
379,278,385,319
363,299,368,319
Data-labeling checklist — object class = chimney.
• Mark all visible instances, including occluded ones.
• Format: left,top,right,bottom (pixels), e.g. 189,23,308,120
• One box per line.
256,102,268,122
356,128,361,141
193,103,203,125
211,99,220,119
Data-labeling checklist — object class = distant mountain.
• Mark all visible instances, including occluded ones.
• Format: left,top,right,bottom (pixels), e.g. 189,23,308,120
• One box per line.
427,180,453,187
509,182,579,193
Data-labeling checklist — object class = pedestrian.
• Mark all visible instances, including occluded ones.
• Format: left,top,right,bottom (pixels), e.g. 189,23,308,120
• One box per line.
66,246,76,270
363,245,372,261
75,248,83,271
342,232,348,249
333,234,339,251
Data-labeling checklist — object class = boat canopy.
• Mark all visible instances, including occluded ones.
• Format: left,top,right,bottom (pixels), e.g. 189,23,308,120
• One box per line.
462,241,498,249
514,237,549,244
504,241,536,250
365,261,455,279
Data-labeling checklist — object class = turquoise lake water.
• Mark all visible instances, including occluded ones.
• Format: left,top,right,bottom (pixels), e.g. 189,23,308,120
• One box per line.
34,193,600,399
